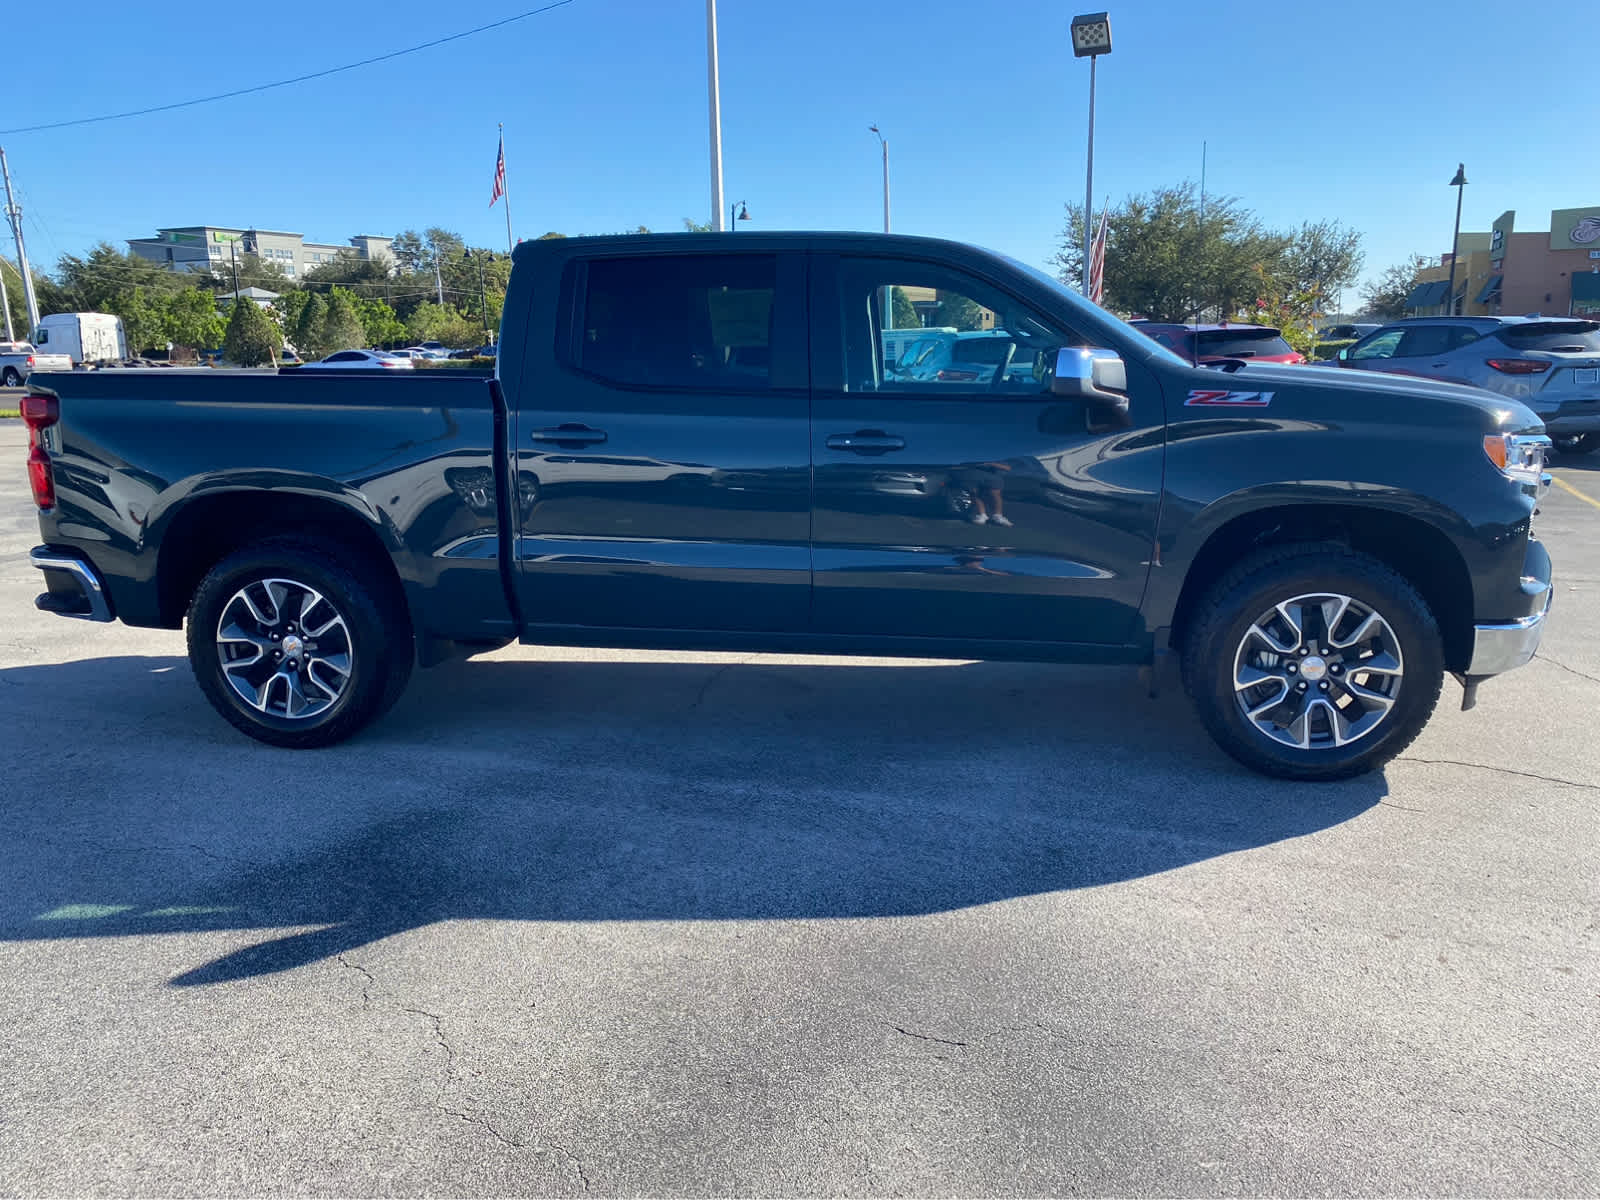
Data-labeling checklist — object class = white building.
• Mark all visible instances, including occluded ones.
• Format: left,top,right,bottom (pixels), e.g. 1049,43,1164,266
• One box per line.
128,226,394,279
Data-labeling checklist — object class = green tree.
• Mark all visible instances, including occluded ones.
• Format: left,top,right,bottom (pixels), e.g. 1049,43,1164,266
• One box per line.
274,290,311,338
351,294,406,347
292,292,328,359
109,288,165,356
681,219,712,233
932,291,986,330
1054,182,1291,321
406,301,478,348
891,287,920,329
223,298,281,366
1361,254,1430,319
1279,219,1365,315
164,288,226,355
321,288,366,353
54,243,183,312
2,256,33,338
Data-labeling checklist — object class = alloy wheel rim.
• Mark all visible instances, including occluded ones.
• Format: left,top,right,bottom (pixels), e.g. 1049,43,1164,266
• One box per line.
216,577,353,720
1232,592,1404,751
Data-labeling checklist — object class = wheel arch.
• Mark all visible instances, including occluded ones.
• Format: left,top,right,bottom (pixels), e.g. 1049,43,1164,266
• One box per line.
154,486,416,639
1166,502,1475,672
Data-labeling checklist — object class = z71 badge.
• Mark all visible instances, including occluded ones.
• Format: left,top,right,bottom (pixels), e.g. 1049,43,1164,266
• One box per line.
1185,389,1275,407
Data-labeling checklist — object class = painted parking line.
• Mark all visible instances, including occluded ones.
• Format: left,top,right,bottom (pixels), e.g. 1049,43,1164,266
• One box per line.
1552,474,1600,512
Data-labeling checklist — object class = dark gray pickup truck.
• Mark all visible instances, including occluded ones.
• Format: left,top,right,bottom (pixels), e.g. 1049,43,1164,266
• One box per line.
23,232,1553,779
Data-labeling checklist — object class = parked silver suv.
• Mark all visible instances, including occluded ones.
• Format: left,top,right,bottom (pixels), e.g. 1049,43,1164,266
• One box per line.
1333,316,1600,453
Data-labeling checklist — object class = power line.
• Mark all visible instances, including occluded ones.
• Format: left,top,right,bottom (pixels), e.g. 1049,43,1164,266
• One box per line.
0,0,577,135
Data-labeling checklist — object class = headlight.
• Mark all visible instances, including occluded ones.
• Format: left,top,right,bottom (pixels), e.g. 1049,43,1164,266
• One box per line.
1483,432,1552,497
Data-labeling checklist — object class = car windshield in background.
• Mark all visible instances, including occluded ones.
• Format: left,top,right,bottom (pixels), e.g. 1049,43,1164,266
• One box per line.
1495,322,1600,352
1195,330,1293,358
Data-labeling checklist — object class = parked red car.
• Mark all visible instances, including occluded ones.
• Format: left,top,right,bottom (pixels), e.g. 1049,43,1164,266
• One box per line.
1133,322,1306,366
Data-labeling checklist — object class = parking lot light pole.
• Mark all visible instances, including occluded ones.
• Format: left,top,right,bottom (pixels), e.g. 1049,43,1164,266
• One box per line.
870,125,890,234
1070,13,1112,296
707,0,725,231
1447,164,1467,316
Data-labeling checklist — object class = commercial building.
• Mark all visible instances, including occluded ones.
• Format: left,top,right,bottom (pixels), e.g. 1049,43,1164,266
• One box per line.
128,227,394,279
1406,206,1600,318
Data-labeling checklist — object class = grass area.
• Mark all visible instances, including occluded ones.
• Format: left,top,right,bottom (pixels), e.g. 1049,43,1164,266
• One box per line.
0,409,18,419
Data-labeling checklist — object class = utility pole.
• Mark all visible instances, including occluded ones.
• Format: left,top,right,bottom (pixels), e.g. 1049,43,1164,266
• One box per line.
0,147,41,331
707,0,725,231
229,239,240,298
0,255,14,342
434,251,445,306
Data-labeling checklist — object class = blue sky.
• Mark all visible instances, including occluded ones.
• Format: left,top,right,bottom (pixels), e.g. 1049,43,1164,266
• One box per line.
1,0,1592,304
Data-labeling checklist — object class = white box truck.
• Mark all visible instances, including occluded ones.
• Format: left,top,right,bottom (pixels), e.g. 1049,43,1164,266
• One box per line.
31,313,128,365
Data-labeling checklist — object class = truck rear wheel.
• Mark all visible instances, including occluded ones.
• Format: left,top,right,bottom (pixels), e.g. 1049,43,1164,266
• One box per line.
185,538,413,748
1181,545,1443,781
2,368,21,387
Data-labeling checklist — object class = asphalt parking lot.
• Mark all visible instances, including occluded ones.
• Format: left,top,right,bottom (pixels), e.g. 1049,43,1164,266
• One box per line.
1,416,1596,1197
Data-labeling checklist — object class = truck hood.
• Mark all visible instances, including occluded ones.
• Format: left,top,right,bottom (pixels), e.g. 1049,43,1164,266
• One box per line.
1226,361,1545,434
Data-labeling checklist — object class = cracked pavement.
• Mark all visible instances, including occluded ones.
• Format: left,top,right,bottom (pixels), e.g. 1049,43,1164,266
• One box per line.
0,420,1596,1196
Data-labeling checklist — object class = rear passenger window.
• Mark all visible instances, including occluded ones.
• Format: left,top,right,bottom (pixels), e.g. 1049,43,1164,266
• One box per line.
577,254,776,389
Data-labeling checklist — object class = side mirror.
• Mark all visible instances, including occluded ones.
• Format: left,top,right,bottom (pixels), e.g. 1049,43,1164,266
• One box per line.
1336,347,1349,362
1049,347,1131,425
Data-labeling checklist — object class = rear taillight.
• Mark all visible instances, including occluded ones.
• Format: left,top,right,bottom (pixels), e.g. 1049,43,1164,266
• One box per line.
21,392,59,510
1485,358,1551,375
26,355,35,367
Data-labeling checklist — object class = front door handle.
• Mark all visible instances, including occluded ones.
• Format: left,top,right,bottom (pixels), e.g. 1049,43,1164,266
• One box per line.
827,430,906,455
532,423,608,446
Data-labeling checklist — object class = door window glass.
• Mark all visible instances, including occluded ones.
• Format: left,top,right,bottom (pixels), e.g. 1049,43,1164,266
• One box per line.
1395,325,1466,358
837,258,1089,396
1348,329,1403,360
577,254,776,390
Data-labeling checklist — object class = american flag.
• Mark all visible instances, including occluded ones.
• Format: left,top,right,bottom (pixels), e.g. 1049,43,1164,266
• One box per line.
490,134,506,208
1088,206,1109,305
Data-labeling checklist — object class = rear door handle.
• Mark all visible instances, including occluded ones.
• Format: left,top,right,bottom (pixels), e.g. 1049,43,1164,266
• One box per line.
532,423,608,446
827,430,906,455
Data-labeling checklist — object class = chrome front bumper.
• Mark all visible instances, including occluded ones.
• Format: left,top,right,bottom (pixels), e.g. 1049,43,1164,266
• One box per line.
29,547,114,622
1466,543,1552,677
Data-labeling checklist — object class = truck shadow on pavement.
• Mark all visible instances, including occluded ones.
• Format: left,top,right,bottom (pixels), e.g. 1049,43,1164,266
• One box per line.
0,653,1386,987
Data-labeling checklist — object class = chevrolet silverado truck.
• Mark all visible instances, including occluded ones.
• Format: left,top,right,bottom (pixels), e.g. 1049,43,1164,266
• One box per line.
22,233,1553,779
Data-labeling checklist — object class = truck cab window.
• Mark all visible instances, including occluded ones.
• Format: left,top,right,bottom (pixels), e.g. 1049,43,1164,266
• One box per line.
576,254,777,390
837,257,1087,396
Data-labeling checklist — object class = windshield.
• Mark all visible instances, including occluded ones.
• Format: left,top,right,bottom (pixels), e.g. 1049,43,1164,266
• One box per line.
898,339,942,368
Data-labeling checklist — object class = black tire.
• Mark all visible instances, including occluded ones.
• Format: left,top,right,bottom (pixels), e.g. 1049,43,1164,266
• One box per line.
186,537,413,748
1551,433,1600,456
2,368,20,387
1181,544,1443,781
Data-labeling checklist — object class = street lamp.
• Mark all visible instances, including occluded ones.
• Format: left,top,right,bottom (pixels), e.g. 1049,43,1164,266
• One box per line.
869,124,890,234
731,200,750,229
464,249,495,342
1447,163,1468,316
1070,11,1112,295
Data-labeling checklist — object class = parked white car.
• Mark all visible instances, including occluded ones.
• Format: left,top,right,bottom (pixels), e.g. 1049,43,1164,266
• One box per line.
299,350,414,370
0,341,74,386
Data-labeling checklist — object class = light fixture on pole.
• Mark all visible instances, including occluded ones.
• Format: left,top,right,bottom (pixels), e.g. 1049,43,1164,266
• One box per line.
1446,163,1467,316
731,200,750,229
869,124,889,234
1069,12,1112,296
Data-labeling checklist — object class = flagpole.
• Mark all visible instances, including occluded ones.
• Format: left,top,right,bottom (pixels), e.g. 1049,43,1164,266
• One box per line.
499,123,514,254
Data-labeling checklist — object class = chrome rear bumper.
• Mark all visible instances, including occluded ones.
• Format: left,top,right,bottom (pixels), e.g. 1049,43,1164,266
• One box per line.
29,547,114,622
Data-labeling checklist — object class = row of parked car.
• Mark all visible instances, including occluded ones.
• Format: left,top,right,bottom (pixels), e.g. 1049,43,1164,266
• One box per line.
296,342,499,370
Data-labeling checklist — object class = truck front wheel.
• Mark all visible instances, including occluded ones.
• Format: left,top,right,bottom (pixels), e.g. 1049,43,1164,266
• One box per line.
186,538,413,748
1181,545,1443,781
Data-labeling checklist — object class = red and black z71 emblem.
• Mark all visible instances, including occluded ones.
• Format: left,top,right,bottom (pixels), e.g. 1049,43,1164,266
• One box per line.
1185,389,1275,407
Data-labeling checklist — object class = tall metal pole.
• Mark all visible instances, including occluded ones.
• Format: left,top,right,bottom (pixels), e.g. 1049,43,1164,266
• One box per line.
0,255,14,342
707,0,725,231
880,137,890,233
229,239,240,298
1082,55,1097,294
1447,164,1466,317
0,147,40,331
499,123,514,254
